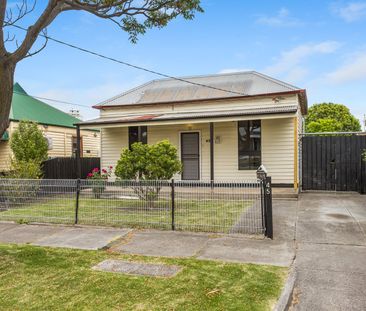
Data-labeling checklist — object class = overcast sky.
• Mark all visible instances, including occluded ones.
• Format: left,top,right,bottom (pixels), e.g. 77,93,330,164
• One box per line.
9,0,366,126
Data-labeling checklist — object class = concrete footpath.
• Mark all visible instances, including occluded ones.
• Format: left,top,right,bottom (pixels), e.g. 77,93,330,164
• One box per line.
291,193,366,311
0,198,297,266
0,220,295,266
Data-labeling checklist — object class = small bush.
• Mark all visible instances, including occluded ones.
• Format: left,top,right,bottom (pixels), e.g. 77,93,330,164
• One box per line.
7,160,43,179
115,140,182,205
8,120,48,179
87,167,112,199
10,120,48,163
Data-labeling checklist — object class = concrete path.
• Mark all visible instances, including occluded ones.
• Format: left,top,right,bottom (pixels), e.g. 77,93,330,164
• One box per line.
291,193,366,311
0,223,130,250
0,198,298,267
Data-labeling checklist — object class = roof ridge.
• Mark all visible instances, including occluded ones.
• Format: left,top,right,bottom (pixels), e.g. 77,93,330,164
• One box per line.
96,80,155,107
149,70,257,82
251,71,301,90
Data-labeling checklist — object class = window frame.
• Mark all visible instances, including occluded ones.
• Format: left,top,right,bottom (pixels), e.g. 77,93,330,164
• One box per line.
128,126,147,149
72,136,83,158
237,120,262,170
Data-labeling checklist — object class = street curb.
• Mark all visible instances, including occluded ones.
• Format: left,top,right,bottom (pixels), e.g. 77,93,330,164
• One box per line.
273,265,297,311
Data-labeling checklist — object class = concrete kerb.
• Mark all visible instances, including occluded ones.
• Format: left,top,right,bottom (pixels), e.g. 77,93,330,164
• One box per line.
273,262,297,311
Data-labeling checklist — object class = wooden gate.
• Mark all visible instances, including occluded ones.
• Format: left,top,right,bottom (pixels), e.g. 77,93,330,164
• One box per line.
302,135,366,192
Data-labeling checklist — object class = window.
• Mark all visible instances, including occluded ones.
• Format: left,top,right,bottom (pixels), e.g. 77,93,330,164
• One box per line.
72,136,83,157
238,120,261,170
128,126,147,149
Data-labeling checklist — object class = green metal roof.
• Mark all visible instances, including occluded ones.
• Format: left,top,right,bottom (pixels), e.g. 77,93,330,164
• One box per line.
10,83,81,128
1,130,9,141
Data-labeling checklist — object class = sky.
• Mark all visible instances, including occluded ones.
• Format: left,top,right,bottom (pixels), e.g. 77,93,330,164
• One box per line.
7,0,366,127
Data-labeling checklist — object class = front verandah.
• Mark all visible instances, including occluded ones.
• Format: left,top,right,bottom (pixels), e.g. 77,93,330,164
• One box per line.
77,115,298,189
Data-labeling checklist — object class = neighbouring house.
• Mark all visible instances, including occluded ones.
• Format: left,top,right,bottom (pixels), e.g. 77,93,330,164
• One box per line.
78,71,307,190
0,83,100,172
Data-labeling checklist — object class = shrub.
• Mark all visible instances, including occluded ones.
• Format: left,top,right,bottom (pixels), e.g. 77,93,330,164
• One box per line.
115,140,182,205
86,167,112,199
2,161,42,203
3,121,48,201
7,160,43,179
10,120,48,163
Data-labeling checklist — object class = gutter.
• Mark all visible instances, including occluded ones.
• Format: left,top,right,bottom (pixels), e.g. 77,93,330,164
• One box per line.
76,108,298,127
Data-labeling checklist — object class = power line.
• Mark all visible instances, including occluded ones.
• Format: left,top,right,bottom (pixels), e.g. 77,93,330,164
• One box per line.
13,91,90,108
11,24,247,97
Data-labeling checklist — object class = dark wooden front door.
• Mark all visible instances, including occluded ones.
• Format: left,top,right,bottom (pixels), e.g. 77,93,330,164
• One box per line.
181,132,200,180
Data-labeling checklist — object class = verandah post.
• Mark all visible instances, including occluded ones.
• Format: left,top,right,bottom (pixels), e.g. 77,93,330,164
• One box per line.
171,179,175,231
210,122,214,188
76,125,81,179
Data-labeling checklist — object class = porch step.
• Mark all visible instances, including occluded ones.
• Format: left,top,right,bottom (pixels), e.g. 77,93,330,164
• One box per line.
272,188,299,200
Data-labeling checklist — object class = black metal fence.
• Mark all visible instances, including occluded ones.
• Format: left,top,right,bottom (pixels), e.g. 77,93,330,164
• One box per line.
0,178,273,237
42,157,100,179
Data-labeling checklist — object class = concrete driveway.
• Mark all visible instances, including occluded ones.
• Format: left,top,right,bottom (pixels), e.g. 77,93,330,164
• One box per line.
292,193,366,311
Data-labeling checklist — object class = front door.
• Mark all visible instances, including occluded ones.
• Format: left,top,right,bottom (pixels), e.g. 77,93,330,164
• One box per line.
181,132,200,180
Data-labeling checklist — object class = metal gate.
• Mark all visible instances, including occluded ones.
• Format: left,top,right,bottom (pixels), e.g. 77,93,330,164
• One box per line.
302,134,366,192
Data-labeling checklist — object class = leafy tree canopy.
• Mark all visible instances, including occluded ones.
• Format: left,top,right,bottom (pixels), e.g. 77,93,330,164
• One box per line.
0,0,203,137
305,103,361,133
10,120,48,163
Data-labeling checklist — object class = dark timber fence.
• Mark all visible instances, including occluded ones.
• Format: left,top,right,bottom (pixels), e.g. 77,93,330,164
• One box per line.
42,157,100,179
361,157,366,194
301,134,366,193
0,178,273,238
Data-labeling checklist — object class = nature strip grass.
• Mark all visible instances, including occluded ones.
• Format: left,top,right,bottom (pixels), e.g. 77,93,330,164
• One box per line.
0,244,286,311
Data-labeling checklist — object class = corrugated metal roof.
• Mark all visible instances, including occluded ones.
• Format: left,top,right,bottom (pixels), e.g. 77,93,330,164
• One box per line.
96,71,302,108
79,104,297,126
10,83,81,128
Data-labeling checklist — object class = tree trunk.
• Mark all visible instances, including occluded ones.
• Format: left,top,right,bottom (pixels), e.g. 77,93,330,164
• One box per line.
0,59,16,137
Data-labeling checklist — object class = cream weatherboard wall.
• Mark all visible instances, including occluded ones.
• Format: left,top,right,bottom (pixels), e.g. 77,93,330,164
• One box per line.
0,121,100,172
100,117,296,185
0,140,11,171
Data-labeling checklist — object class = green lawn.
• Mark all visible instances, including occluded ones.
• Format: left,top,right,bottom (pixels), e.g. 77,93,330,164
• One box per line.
0,196,253,233
0,244,286,311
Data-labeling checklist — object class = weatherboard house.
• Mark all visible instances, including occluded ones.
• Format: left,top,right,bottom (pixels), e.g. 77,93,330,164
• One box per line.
0,83,100,172
78,71,307,190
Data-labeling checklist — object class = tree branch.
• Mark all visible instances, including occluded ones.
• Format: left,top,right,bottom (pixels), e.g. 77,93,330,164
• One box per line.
0,0,7,55
23,28,48,59
3,0,37,28
11,0,64,62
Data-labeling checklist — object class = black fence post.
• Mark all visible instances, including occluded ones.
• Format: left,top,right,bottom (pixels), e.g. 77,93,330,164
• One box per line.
171,179,175,231
76,125,81,179
75,178,81,225
264,176,273,239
